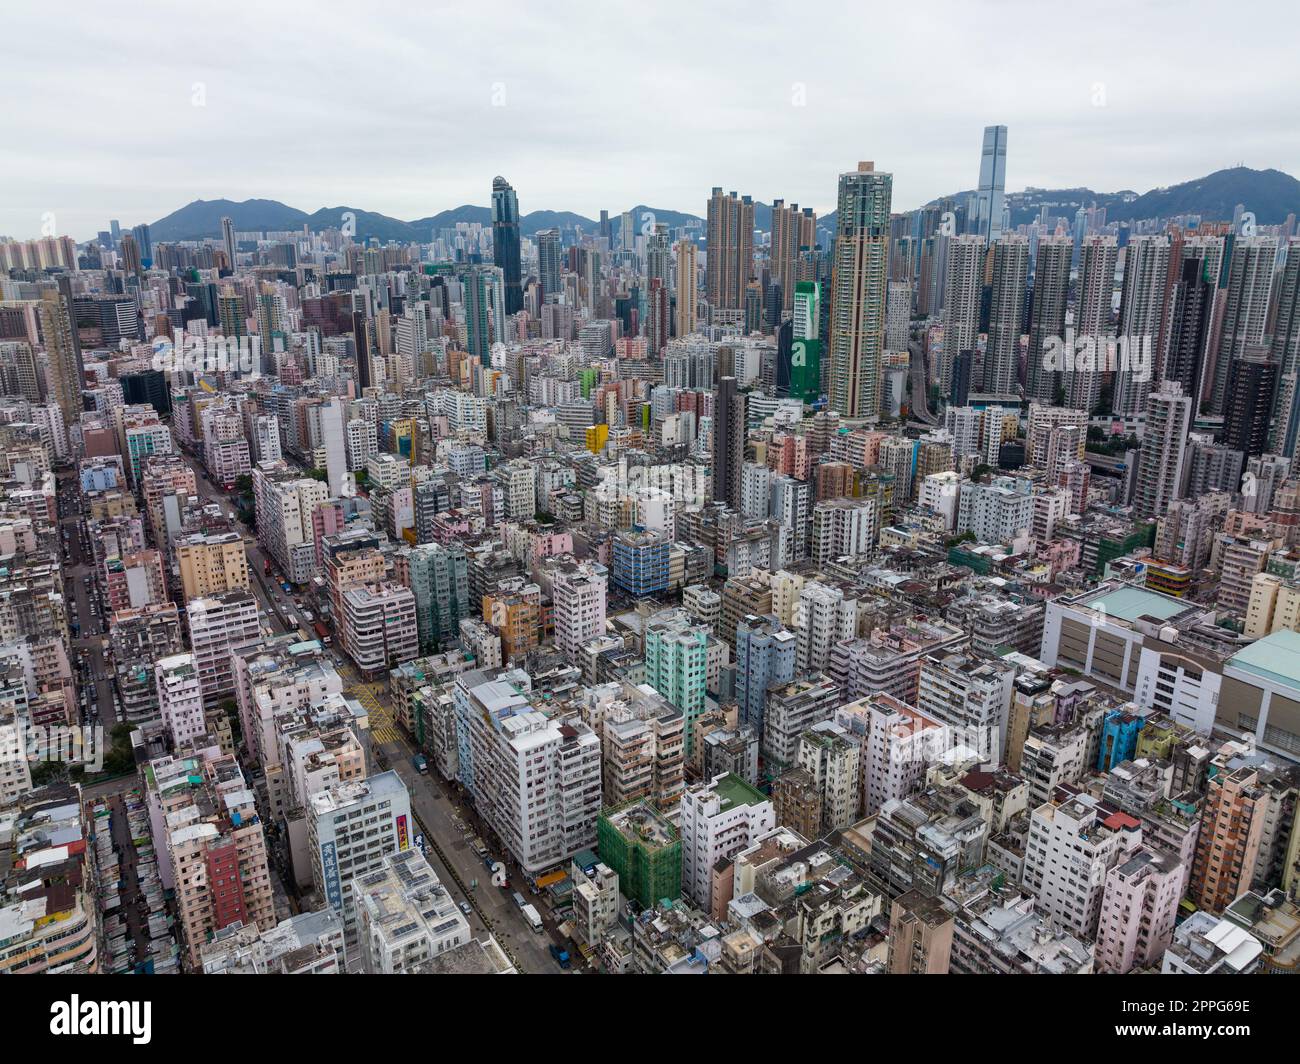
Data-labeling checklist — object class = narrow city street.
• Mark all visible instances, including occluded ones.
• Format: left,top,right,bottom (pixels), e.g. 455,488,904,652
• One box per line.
106,792,149,959
58,467,117,729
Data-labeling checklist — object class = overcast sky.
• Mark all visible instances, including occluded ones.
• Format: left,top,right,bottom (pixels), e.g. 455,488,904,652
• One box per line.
2,0,1296,241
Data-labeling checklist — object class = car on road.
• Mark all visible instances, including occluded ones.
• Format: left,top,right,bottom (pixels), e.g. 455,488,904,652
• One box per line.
458,901,472,916
548,944,570,969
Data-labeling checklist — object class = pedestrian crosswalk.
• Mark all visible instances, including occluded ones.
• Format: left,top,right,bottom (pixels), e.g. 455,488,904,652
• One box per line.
345,678,401,745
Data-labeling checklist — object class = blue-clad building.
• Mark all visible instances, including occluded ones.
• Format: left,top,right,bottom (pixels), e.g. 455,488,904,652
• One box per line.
1097,707,1147,772
611,528,669,597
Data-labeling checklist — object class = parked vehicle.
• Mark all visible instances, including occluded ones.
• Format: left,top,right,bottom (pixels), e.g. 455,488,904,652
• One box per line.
548,944,570,969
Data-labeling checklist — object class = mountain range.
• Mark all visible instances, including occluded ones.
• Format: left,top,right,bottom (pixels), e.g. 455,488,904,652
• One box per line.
139,167,1299,245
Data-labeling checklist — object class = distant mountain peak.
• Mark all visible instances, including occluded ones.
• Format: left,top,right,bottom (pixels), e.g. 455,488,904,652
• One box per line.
136,166,1298,245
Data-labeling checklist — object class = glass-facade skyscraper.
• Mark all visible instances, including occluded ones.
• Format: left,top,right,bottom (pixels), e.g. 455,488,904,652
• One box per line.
972,124,1007,244
491,175,522,315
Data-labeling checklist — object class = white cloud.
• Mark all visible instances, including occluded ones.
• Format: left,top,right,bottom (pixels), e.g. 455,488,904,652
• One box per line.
1,0,1295,239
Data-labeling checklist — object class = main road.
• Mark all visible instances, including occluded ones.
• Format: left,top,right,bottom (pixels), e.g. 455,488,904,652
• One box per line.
908,337,937,425
361,710,569,975
178,450,569,974
180,449,298,639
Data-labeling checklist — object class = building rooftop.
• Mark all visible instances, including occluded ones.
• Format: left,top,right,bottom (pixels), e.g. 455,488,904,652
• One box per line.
417,936,515,974
1226,628,1300,688
711,772,768,811
308,769,406,816
605,800,679,848
1084,584,1189,624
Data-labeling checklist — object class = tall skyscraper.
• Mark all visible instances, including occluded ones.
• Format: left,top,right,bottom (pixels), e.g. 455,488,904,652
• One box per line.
120,232,141,276
940,235,985,397
1181,234,1227,297
705,188,755,311
491,176,522,315
984,235,1028,394
39,282,85,427
220,215,236,268
218,287,246,341
675,239,697,337
712,376,746,509
464,266,493,365
1025,235,1072,404
1071,206,1088,269
311,397,344,497
485,265,506,347
351,308,372,390
1134,380,1191,519
537,228,562,305
1164,255,1214,412
646,278,670,355
255,289,285,371
1268,239,1300,457
1064,235,1118,412
972,125,1008,244
1223,347,1279,458
790,281,822,402
646,223,671,289
770,200,816,318
1210,235,1278,415
1113,234,1171,418
131,222,153,268
829,162,892,420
